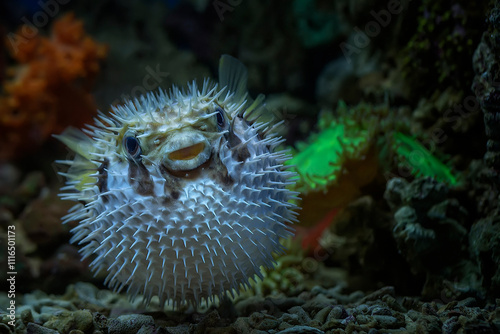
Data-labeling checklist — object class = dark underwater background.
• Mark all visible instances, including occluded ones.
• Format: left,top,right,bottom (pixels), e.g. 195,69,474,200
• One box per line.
0,0,499,333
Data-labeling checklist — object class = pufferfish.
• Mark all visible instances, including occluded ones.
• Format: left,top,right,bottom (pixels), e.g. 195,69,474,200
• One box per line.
56,55,299,307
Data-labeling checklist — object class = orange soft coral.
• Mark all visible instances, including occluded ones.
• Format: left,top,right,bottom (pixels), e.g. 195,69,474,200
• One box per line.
0,13,107,160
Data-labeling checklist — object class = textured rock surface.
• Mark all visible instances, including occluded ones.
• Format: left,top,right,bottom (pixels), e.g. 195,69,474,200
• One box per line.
473,0,500,176
3,283,499,334
384,177,482,297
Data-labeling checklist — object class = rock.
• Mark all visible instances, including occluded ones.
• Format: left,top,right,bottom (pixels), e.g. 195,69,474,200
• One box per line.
370,306,393,316
372,315,400,329
136,325,156,334
278,321,294,331
381,295,407,313
72,282,118,307
404,178,448,212
469,215,500,293
43,310,93,333
92,312,108,332
287,306,311,325
0,323,12,334
355,314,371,325
256,318,280,331
456,297,477,308
278,313,301,326
313,306,333,323
235,296,266,316
21,309,35,325
107,314,155,334
248,312,279,331
232,318,252,333
302,294,336,313
164,325,190,334
276,325,325,334
414,314,442,334
0,163,21,194
73,310,93,332
384,177,409,210
249,330,267,334
192,310,221,334
266,297,305,311
394,206,419,226
20,188,73,248
26,323,59,334
326,306,348,320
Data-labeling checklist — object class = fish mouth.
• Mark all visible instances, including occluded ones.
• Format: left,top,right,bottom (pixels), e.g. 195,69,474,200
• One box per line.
162,132,211,172
168,142,206,161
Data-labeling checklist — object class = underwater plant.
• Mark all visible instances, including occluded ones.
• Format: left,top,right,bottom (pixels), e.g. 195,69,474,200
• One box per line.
56,55,299,307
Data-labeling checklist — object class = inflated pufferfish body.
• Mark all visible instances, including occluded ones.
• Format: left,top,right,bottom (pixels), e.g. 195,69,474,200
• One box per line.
56,55,299,306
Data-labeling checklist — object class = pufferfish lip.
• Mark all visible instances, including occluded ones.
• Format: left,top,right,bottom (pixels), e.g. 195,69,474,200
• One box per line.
168,142,205,161
162,132,211,172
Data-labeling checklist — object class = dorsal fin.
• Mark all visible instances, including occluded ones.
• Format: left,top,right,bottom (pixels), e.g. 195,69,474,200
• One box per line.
219,54,248,104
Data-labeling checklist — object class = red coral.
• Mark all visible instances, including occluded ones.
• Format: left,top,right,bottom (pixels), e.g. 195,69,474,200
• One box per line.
0,13,107,160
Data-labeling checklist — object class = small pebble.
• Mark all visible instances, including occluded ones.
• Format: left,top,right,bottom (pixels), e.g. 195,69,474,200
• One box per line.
276,325,325,334
26,323,59,334
107,314,154,334
21,309,34,325
288,306,311,325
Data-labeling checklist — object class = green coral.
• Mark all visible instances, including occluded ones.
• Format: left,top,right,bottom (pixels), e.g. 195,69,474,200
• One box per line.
286,101,375,193
393,132,458,186
286,101,459,195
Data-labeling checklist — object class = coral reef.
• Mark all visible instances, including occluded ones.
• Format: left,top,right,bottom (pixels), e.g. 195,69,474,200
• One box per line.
469,215,500,295
472,0,500,179
469,0,500,297
0,13,107,160
317,196,418,294
384,177,483,298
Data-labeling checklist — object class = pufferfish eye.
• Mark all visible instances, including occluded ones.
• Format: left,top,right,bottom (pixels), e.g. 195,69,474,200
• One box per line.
215,107,226,130
123,136,142,160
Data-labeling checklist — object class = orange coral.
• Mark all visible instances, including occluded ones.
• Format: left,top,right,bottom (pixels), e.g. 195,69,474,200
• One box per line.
0,13,107,160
